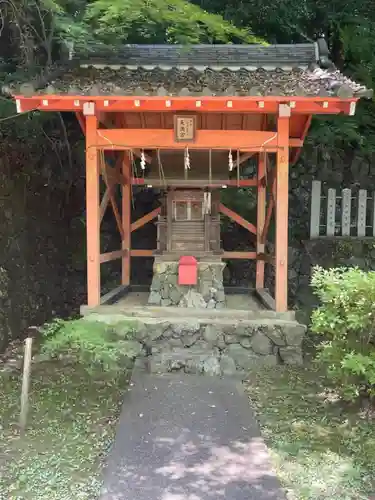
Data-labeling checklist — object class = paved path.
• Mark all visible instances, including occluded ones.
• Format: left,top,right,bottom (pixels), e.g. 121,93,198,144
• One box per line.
101,373,285,500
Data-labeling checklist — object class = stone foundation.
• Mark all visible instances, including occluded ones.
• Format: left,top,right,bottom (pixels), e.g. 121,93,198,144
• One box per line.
148,258,226,308
90,315,306,377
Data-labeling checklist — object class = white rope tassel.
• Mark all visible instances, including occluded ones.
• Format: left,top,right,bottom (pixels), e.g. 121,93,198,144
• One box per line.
140,150,146,170
228,149,234,171
184,147,190,170
206,192,212,214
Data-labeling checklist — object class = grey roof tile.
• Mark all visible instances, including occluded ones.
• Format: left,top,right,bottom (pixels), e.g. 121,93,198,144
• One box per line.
7,42,373,99
25,66,371,98
77,43,317,70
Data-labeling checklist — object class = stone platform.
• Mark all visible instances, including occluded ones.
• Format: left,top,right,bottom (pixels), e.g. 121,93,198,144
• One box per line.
82,292,306,378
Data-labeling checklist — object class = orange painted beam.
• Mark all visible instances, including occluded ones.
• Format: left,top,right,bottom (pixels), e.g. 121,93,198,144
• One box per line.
222,251,257,259
95,129,302,151
130,249,155,257
260,164,277,244
100,189,111,223
100,249,127,264
261,197,274,245
101,161,126,186
122,153,131,285
15,95,356,115
100,155,124,240
219,203,257,235
80,112,151,164
99,154,124,223
85,114,101,307
256,153,266,289
131,207,161,232
275,106,290,313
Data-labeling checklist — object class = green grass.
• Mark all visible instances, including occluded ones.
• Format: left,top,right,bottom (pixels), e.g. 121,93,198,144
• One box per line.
0,359,129,499
245,365,375,500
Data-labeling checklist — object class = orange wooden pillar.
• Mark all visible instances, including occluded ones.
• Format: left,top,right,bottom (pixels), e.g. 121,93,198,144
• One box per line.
256,152,266,289
122,152,131,285
275,104,291,312
85,113,101,306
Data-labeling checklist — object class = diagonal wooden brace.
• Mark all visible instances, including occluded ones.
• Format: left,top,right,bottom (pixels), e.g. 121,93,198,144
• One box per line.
219,203,256,235
131,207,161,232
100,155,124,239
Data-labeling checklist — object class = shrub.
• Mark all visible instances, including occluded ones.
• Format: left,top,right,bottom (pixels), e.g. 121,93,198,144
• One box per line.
310,266,375,401
40,318,139,372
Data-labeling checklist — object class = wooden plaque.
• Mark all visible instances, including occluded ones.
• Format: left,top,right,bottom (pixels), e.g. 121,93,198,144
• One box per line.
174,115,196,142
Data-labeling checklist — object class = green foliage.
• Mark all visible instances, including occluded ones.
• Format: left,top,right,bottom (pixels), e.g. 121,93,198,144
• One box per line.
41,318,139,371
0,359,127,498
2,0,375,159
310,266,375,401
245,365,375,498
85,0,262,45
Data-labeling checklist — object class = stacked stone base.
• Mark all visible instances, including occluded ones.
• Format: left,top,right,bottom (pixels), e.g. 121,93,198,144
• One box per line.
148,258,226,309
106,317,306,377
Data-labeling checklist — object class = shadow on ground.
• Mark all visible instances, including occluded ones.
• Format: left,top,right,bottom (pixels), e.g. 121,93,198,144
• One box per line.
101,373,284,500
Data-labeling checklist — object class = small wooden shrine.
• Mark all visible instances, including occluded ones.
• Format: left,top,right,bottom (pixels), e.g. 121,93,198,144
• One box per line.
156,189,221,254
11,41,372,312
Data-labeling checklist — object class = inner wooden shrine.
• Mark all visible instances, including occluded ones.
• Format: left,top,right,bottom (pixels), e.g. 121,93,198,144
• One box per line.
11,41,371,312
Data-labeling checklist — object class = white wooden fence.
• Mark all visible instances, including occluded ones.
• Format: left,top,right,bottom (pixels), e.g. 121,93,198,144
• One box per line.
310,180,375,238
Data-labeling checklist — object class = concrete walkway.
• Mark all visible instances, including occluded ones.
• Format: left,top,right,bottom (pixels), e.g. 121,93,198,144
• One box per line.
100,373,285,500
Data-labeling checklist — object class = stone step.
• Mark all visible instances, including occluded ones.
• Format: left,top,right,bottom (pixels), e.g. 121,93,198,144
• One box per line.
82,304,296,323
138,347,245,377
136,344,280,378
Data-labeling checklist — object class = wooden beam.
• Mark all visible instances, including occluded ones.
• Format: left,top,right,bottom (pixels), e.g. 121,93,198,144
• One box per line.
100,249,127,263
99,154,124,222
122,153,131,285
275,105,290,312
219,203,257,235
257,253,275,265
132,178,257,187
105,114,152,164
85,114,101,307
100,188,111,223
16,95,355,115
256,153,266,289
100,154,124,240
222,251,257,259
260,166,277,244
256,288,276,311
94,111,150,167
101,161,126,186
130,249,155,257
261,198,274,245
100,284,129,305
238,116,267,167
239,152,256,165
131,207,161,232
96,129,303,151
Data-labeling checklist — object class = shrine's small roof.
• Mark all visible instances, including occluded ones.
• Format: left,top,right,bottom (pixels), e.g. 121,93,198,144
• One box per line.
8,41,373,99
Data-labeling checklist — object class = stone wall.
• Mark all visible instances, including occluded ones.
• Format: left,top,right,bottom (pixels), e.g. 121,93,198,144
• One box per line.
287,238,375,312
87,315,305,377
148,258,226,308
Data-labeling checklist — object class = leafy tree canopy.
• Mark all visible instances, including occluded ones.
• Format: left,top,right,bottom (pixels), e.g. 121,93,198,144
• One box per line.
0,0,375,154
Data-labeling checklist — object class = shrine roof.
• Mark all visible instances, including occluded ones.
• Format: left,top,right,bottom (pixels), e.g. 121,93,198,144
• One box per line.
9,41,373,99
